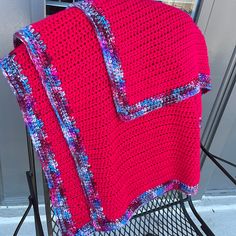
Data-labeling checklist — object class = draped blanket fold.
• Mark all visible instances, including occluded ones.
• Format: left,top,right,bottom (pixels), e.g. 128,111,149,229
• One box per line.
0,0,211,235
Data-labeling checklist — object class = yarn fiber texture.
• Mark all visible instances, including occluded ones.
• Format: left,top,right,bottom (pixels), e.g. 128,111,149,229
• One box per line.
0,0,211,235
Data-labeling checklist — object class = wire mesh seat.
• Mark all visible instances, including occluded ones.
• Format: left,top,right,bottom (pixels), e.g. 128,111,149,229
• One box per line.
45,189,214,236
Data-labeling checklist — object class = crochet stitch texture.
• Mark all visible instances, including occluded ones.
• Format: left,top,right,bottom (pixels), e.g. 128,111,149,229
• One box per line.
0,0,211,235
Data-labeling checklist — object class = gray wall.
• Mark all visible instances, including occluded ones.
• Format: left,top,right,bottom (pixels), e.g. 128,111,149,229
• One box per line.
197,0,236,196
0,0,44,205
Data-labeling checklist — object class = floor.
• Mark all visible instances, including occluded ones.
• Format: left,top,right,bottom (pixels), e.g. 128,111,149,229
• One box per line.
0,195,236,236
186,195,236,236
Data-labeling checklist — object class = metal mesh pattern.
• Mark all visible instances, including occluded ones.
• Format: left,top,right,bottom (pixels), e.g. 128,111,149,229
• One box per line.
51,208,62,236
95,191,199,236
46,190,201,236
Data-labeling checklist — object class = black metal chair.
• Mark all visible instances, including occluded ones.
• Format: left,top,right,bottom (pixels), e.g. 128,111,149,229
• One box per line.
46,188,214,236
14,133,236,236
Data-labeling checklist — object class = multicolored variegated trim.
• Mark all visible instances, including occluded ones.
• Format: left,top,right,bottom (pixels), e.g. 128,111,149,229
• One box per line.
0,54,76,236
69,1,212,121
198,73,212,93
13,25,107,230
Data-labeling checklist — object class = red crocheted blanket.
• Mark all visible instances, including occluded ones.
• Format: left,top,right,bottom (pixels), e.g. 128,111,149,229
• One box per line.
0,0,211,235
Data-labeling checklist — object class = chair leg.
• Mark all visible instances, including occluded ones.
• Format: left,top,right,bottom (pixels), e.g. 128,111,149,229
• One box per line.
187,196,215,236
